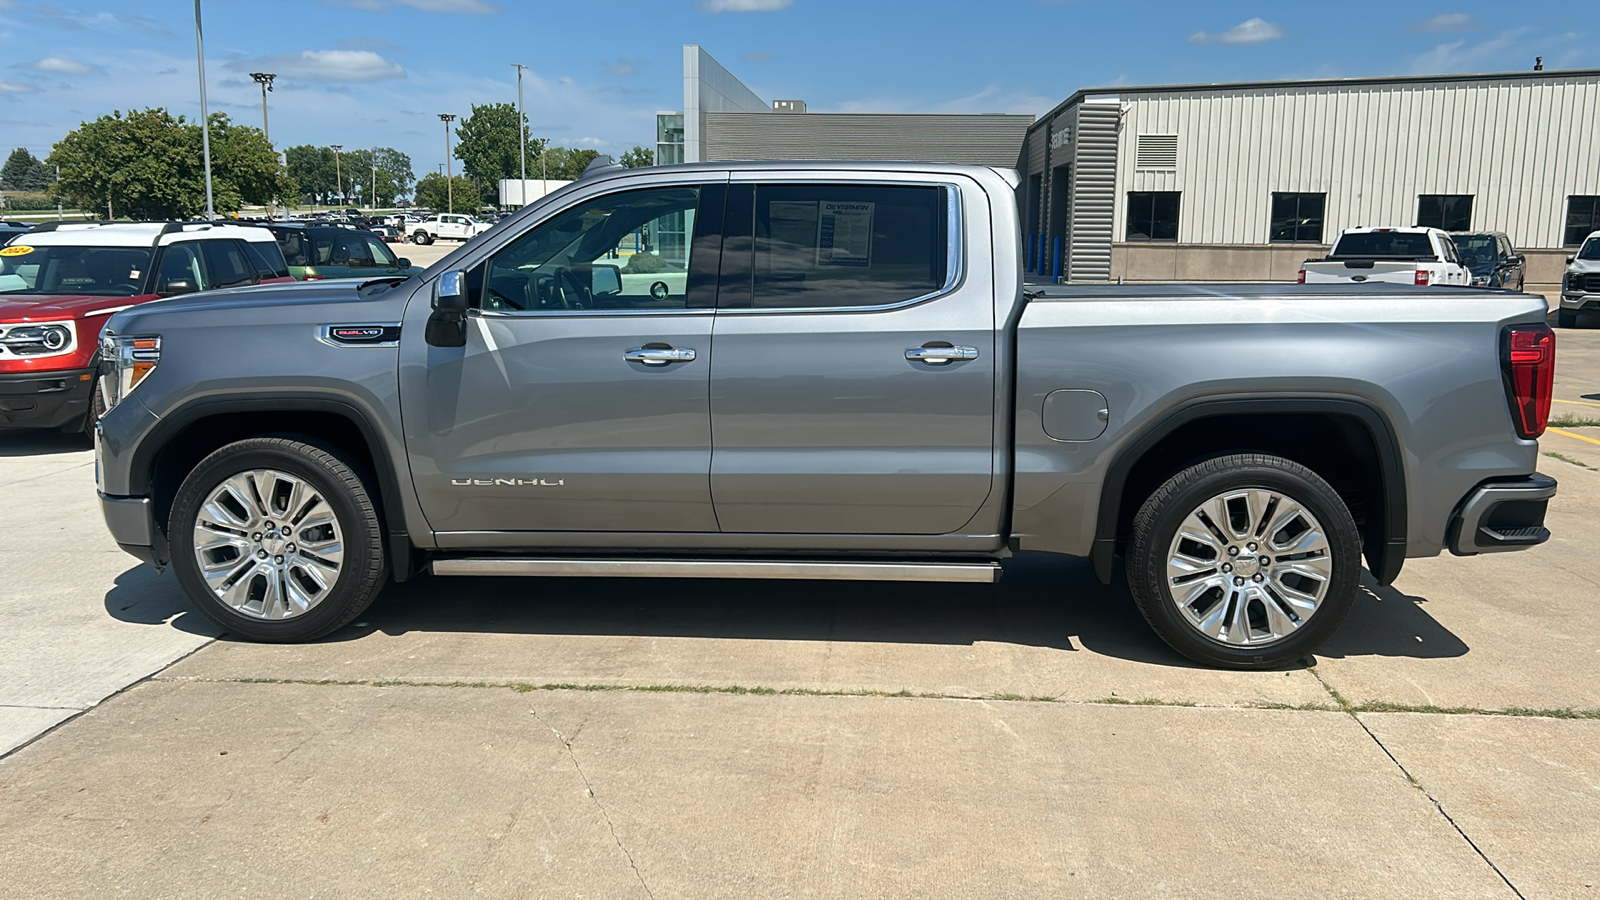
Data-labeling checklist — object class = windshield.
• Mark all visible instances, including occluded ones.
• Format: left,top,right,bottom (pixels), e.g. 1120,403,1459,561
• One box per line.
0,245,153,296
1329,232,1435,259
1579,238,1600,261
1452,234,1497,272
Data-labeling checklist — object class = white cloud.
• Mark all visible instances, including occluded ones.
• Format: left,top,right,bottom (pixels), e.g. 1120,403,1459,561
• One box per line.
699,0,792,12
1409,13,1480,33
0,79,37,93
25,57,92,74
1407,26,1544,73
230,50,405,82
1188,17,1286,45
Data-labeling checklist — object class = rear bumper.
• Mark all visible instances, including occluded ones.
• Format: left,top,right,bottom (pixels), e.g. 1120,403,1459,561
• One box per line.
1447,473,1557,555
99,491,167,569
0,368,95,431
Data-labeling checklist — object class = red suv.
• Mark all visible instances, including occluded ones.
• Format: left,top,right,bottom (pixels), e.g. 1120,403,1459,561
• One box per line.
0,222,294,436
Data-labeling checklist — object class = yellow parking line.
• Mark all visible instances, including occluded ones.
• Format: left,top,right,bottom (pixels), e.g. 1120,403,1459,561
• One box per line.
1549,427,1600,447
1553,398,1600,408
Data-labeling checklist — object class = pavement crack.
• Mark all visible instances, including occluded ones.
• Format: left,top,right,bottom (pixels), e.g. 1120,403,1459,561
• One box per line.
530,707,655,900
1308,666,1527,900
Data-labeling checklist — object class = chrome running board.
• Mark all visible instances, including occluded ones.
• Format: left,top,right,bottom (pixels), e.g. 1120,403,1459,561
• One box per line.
430,558,1001,583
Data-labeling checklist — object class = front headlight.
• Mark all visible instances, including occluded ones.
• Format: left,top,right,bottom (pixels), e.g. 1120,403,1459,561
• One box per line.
99,331,161,411
0,320,77,357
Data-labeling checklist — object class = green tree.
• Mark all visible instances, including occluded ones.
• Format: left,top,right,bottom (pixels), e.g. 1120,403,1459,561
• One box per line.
453,102,542,205
285,144,337,205
620,146,654,168
1,148,53,191
539,147,602,181
49,109,288,219
413,172,477,214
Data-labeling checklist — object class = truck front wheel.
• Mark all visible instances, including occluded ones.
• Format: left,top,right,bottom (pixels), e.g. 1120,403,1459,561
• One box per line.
168,437,388,642
412,230,432,245
1125,453,1360,669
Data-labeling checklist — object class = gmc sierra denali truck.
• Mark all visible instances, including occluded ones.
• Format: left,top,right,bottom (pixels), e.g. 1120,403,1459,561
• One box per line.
93,161,1558,669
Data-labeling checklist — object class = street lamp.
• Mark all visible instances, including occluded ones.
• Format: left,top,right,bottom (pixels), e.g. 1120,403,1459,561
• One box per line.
371,153,377,209
193,0,215,221
512,63,527,207
330,144,343,208
250,72,275,218
439,113,457,214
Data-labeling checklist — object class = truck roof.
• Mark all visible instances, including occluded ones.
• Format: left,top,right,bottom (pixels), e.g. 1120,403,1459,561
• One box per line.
17,222,278,248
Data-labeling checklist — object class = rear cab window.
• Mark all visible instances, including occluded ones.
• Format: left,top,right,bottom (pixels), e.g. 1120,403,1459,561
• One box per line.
1328,232,1436,260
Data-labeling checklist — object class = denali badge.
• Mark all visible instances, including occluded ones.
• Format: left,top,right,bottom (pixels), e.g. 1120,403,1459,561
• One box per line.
451,478,565,486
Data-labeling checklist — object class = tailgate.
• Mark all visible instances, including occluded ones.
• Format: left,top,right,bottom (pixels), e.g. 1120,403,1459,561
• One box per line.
1301,261,1418,284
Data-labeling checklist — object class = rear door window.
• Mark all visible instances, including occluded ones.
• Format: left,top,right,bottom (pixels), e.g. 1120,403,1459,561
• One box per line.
727,183,949,309
201,240,258,288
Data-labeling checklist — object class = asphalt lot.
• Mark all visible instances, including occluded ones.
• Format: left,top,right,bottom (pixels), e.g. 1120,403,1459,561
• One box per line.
0,303,1597,897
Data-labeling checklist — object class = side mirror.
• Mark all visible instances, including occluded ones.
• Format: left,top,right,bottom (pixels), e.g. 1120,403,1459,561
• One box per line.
592,264,622,296
433,270,467,311
159,279,197,297
395,258,411,269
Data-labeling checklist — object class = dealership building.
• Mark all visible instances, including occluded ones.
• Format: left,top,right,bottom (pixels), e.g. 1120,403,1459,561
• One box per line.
656,51,1599,293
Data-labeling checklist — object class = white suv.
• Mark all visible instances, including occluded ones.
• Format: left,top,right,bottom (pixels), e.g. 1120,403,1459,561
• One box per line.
1560,230,1600,328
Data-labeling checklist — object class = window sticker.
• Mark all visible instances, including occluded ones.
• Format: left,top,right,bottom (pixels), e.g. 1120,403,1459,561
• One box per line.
0,245,35,257
817,201,873,266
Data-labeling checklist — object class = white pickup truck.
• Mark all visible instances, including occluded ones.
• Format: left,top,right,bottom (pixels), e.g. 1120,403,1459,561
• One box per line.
410,214,492,246
1298,227,1471,287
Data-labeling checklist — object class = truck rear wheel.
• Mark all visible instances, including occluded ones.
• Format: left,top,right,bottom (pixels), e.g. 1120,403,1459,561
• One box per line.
168,437,388,642
1125,453,1360,669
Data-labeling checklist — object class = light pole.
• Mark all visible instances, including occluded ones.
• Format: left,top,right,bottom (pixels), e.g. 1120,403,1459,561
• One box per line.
330,144,343,208
371,154,377,209
513,63,527,207
439,113,456,214
193,0,215,221
250,72,275,218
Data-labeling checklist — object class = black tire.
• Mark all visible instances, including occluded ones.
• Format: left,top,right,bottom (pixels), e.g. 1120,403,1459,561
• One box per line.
168,437,388,642
79,376,106,439
412,230,432,245
1557,309,1578,329
1125,453,1361,669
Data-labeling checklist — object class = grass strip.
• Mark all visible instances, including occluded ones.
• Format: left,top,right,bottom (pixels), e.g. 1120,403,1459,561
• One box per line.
1543,450,1598,470
1547,415,1600,428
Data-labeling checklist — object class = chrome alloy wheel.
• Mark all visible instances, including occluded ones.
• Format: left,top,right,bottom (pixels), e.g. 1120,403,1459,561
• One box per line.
1164,488,1333,646
190,469,345,620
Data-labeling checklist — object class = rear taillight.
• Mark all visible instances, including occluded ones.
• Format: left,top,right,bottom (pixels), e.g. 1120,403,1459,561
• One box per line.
1296,269,1306,283
1502,324,1555,439
1415,269,1430,286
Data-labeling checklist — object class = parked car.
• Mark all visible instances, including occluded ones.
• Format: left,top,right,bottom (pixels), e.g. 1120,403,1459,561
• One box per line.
254,223,423,281
1451,231,1526,289
1298,227,1471,286
95,162,1557,670
369,225,403,244
1,221,293,435
410,213,492,245
2,221,32,245
1559,230,1600,328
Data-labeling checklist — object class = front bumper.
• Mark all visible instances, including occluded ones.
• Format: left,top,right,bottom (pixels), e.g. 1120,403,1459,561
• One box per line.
1560,292,1599,310
99,491,167,570
0,368,95,430
1447,473,1556,556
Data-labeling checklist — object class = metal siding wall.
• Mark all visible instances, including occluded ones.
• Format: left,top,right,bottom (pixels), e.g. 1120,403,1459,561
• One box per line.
1070,103,1119,281
1115,75,1600,248
701,114,1034,167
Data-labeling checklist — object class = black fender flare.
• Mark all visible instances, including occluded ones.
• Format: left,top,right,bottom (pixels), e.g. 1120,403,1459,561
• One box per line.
1091,394,1407,586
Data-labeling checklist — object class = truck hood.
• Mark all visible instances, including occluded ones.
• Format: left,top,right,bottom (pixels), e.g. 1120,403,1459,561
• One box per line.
1568,258,1600,275
105,275,420,336
0,291,149,322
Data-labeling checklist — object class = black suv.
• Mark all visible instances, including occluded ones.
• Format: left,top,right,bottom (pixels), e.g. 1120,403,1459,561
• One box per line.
252,223,423,282
1451,231,1526,290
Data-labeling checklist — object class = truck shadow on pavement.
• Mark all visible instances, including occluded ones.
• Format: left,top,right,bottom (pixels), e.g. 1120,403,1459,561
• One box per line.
0,432,92,457
103,567,220,638
294,553,1470,668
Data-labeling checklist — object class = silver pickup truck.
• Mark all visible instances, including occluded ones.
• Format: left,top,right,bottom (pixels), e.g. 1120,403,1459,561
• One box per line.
93,161,1558,669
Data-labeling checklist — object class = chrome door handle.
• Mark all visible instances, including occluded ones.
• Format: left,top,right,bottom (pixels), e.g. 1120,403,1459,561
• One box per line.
624,347,697,366
906,345,980,364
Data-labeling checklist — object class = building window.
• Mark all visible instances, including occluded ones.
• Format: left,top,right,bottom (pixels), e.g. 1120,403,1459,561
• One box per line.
1269,192,1325,243
1416,194,1473,231
655,113,685,167
1564,196,1600,246
1126,192,1180,242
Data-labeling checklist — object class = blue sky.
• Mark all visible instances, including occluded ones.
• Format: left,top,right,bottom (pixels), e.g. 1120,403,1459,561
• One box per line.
0,0,1594,179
